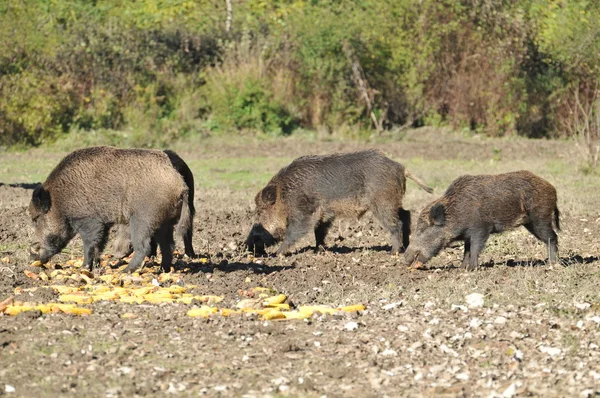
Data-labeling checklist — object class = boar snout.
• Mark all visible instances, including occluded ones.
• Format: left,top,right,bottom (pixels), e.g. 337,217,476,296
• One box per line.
29,242,52,264
246,223,277,255
29,242,41,259
404,248,423,268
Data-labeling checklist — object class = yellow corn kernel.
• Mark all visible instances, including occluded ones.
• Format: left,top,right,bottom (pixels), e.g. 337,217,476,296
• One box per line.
263,294,287,305
187,306,218,317
59,294,93,305
338,304,366,312
262,310,286,320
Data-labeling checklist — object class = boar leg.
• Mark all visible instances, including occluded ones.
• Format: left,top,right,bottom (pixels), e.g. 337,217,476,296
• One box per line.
150,240,158,257
462,239,471,269
399,209,411,252
524,222,559,265
182,227,195,258
373,206,403,254
314,220,332,251
124,219,152,273
154,223,175,272
277,216,312,256
465,232,489,271
79,219,109,271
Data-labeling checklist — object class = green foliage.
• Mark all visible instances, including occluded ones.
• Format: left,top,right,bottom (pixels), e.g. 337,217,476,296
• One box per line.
1,0,600,147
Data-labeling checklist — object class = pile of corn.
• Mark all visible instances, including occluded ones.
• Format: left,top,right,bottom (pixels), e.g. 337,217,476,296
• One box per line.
1,257,365,320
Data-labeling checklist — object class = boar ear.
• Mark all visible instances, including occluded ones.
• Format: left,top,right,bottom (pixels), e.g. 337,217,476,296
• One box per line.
261,185,277,205
429,203,445,226
32,185,51,213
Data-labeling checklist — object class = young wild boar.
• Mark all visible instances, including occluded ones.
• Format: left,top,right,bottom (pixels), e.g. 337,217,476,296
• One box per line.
246,149,433,256
404,171,560,271
111,150,196,259
29,146,192,273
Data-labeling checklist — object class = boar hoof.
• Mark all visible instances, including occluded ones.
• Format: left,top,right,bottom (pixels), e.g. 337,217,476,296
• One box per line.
123,264,140,273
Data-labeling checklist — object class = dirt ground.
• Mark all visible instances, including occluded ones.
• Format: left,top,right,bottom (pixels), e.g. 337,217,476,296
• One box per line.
2,129,600,397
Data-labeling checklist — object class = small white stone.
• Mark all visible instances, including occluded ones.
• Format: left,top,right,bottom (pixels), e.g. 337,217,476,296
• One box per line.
495,316,507,324
151,278,160,287
539,345,561,356
588,316,600,324
5,385,15,394
465,293,484,308
455,372,469,381
589,370,600,380
397,325,409,332
383,301,403,310
424,301,435,309
513,349,524,361
381,348,397,356
440,344,458,357
344,321,359,331
575,302,591,310
469,318,482,328
503,383,517,398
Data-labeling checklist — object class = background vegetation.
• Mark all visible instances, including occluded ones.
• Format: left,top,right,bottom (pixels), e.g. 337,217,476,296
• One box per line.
1,0,599,153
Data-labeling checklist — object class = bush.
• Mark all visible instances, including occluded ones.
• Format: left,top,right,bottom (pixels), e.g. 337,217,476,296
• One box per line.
201,38,298,135
2,0,600,147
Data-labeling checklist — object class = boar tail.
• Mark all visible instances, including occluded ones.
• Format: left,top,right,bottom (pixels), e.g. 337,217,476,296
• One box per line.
176,188,196,258
554,206,561,232
405,170,434,194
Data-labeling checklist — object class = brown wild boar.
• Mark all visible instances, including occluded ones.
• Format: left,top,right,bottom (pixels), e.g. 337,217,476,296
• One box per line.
404,171,560,271
29,146,192,273
111,150,196,259
246,149,433,256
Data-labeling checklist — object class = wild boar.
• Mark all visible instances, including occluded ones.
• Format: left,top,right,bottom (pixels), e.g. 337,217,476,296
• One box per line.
29,146,192,273
111,150,196,259
246,149,433,256
404,170,560,270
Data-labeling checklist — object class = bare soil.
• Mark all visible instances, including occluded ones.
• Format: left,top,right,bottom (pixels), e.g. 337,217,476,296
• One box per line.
1,130,600,397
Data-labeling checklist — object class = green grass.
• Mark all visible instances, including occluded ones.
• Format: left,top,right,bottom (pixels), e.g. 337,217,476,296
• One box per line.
0,150,61,184
187,156,290,190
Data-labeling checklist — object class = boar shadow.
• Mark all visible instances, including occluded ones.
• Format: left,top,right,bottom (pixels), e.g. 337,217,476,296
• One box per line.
503,255,598,268
292,244,396,255
0,182,42,189
182,259,295,275
413,255,597,271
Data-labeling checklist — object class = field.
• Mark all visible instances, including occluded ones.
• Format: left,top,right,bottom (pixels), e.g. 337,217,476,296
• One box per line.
1,129,600,397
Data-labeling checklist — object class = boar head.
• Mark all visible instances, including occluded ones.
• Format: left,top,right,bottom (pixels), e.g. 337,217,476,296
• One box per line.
246,184,287,254
404,202,449,268
28,185,74,264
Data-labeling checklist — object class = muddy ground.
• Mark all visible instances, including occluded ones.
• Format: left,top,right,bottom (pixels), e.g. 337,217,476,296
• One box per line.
1,130,600,397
